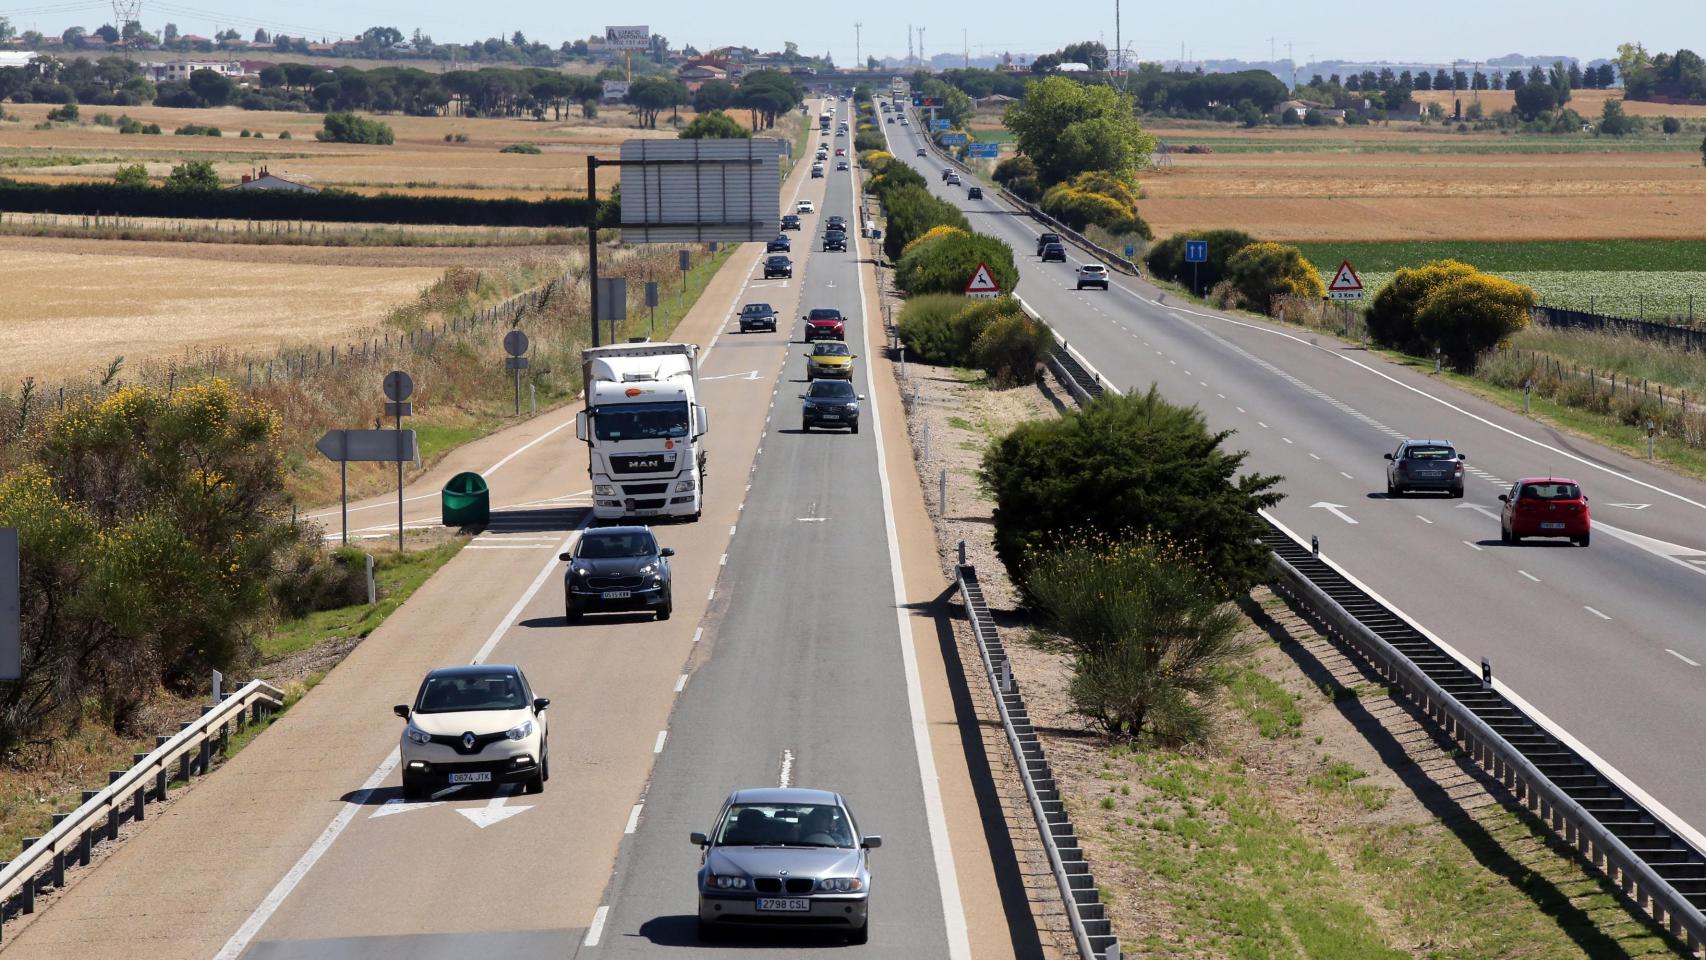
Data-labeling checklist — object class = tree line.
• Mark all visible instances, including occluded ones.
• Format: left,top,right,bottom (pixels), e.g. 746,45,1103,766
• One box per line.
1616,44,1706,103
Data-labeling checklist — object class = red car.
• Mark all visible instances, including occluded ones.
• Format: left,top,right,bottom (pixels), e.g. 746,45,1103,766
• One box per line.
802,308,846,342
1500,477,1590,546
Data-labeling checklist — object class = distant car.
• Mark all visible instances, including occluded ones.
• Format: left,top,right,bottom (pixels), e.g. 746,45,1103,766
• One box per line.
1500,478,1591,546
561,525,675,620
835,128,846,137
916,147,927,157
822,230,847,252
765,235,791,253
739,302,779,333
800,378,862,433
1384,439,1466,497
764,255,794,279
1075,264,1110,290
834,147,846,156
887,116,895,124
803,307,846,342
836,159,849,171
825,215,848,231
780,215,802,231
811,164,825,179
396,664,548,799
967,186,983,200
692,787,880,943
945,172,961,186
1040,242,1067,263
806,340,856,381
1036,232,1063,256
796,199,815,214
899,116,909,125
941,168,953,182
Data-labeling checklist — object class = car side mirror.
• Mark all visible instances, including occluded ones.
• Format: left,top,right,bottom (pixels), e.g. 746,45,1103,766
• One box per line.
861,836,883,849
559,552,573,561
393,704,410,720
690,832,708,846
660,547,675,557
858,395,866,400
533,697,550,712
1458,453,1468,461
852,355,860,359
1382,453,1393,460
1498,494,1509,503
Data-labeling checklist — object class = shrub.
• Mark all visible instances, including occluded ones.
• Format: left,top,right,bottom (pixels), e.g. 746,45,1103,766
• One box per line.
279,129,292,139
900,224,968,258
992,155,1038,187
318,111,393,145
116,116,144,134
973,311,1055,386
895,230,1019,296
174,123,222,136
239,129,252,138
981,386,1283,597
1040,181,1152,240
165,160,220,191
271,539,370,619
1413,273,1536,370
1224,242,1326,315
142,123,162,135
93,112,115,126
1365,259,1478,353
1145,228,1257,292
1662,116,1682,135
45,102,79,122
500,142,542,154
854,129,885,153
1026,534,1246,743
679,110,749,139
880,182,969,262
112,163,149,188
896,294,974,363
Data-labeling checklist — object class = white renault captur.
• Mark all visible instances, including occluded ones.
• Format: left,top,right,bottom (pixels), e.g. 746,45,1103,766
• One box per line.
394,664,549,799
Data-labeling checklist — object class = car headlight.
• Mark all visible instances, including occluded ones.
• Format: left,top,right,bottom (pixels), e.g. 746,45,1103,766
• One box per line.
573,566,590,577
707,874,750,890
637,563,656,576
505,719,534,741
817,877,864,893
845,403,859,411
594,484,616,496
404,725,432,745
675,476,696,492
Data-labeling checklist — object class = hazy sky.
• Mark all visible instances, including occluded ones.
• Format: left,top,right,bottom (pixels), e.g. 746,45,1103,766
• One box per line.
6,0,1700,66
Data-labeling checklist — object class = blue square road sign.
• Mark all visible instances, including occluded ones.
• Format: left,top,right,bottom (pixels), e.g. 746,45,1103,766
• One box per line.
1185,240,1208,263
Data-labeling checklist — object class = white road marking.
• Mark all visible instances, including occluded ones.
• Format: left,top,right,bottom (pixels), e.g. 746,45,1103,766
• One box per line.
1666,649,1699,666
1236,406,1246,414
1519,570,1541,582
1608,503,1652,510
779,748,795,788
368,797,443,819
706,587,716,601
1282,437,1293,444
458,785,530,829
653,731,668,754
1217,393,1226,399
729,525,737,536
466,544,559,550
675,674,688,692
625,803,644,834
1585,606,1614,621
1340,471,1354,480
719,553,727,566
584,905,610,946
850,182,972,959
1416,515,1433,524
1311,501,1358,525
1309,453,1321,460
1464,540,1484,551
692,627,704,643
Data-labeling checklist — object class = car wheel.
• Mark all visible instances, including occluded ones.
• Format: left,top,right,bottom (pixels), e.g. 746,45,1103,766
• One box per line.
1500,523,1512,545
541,742,550,782
802,421,811,432
566,596,583,624
657,595,672,621
524,750,546,794
402,776,425,801
1575,531,1591,547
851,420,860,434
1385,479,1395,497
1451,485,1464,499
848,918,869,945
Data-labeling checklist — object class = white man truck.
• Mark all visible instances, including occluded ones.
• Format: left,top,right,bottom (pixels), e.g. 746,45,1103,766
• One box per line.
576,342,708,523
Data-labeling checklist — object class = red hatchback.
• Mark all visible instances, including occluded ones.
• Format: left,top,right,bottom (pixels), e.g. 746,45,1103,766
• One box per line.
1500,477,1590,546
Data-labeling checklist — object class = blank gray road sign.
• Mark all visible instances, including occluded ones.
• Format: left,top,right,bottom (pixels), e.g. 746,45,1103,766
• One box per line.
316,429,420,462
503,330,530,357
645,281,659,307
505,357,530,371
679,249,691,272
597,278,628,322
619,138,781,243
0,529,17,681
383,370,414,402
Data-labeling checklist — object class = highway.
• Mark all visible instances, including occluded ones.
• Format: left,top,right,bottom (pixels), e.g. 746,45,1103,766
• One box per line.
4,98,1021,959
884,106,1706,842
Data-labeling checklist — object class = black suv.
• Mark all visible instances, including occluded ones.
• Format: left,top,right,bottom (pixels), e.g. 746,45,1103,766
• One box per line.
800,379,862,433
763,255,793,279
826,215,848,232
967,186,983,200
765,235,791,253
780,215,802,231
739,302,778,333
822,230,847,252
1040,242,1067,263
562,526,674,622
1036,233,1063,257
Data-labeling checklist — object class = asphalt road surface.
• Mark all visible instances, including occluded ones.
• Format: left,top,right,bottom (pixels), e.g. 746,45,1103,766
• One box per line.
885,106,1706,846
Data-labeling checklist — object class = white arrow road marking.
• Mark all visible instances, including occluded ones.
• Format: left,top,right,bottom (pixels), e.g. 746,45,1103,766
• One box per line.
1457,502,1501,520
1608,503,1652,510
702,370,761,381
1310,502,1358,525
458,784,532,829
779,748,795,788
369,797,444,819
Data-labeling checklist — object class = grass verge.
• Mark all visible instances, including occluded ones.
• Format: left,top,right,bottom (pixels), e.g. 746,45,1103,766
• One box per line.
260,538,468,659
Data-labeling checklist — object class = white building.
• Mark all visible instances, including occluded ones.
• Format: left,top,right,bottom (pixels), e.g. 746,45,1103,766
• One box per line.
140,60,245,84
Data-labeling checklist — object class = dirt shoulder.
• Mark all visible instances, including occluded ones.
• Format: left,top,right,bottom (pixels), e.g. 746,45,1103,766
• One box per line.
894,354,1684,958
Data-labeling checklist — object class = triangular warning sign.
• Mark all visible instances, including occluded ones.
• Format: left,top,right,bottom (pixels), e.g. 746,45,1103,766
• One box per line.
1327,260,1363,293
965,261,1001,294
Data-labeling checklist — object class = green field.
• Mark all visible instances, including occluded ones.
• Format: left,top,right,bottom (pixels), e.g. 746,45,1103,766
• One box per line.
1148,134,1700,155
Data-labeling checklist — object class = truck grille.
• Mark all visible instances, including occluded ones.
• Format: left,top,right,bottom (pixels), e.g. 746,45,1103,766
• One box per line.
610,454,675,474
621,483,669,495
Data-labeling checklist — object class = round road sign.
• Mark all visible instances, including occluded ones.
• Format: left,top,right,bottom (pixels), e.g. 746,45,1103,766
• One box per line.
503,330,530,357
383,370,414,402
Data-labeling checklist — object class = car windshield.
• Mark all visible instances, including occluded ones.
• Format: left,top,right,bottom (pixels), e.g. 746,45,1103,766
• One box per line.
809,309,842,321
576,530,658,558
743,303,772,315
1521,482,1582,501
415,672,527,714
813,342,851,357
768,256,789,264
715,803,855,848
809,380,856,399
1405,445,1456,460
593,401,690,441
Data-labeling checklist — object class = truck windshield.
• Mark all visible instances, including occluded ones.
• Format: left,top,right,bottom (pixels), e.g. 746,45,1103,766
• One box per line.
594,401,690,441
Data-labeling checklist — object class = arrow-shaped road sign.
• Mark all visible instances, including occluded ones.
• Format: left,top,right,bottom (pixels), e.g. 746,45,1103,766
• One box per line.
1310,502,1358,525
315,429,419,463
458,786,532,829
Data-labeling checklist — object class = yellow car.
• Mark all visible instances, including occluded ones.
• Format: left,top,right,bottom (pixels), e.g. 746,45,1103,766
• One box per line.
805,341,856,380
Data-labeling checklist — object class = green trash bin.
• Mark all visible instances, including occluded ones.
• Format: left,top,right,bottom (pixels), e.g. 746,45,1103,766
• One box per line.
442,471,490,527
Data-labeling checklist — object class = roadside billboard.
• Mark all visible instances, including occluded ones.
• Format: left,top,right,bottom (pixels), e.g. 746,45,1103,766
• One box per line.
604,25,650,50
602,80,632,102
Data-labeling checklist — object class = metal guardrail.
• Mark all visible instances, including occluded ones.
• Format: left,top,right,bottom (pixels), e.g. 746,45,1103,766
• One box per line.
0,679,285,937
956,560,1118,960
1261,514,1706,954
